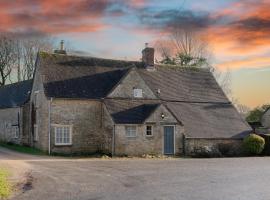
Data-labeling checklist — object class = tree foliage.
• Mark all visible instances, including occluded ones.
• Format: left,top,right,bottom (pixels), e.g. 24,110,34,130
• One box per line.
246,104,270,123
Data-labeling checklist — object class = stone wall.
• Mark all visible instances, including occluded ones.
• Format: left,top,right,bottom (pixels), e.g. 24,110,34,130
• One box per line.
49,99,112,155
0,107,21,144
262,109,270,128
31,77,50,151
184,138,243,156
114,124,183,156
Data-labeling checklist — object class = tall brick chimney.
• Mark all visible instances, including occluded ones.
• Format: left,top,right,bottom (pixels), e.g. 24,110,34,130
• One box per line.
142,43,155,70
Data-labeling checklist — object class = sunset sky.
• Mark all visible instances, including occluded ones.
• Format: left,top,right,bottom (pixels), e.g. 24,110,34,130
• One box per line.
1,0,269,108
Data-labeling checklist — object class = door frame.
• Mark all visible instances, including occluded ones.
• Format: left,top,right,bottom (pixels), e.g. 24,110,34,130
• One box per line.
163,125,176,155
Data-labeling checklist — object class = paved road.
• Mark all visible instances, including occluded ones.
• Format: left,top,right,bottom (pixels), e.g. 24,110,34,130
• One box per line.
1,147,270,200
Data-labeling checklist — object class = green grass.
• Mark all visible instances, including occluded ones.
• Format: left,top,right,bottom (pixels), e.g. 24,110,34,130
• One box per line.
0,169,11,199
0,142,46,156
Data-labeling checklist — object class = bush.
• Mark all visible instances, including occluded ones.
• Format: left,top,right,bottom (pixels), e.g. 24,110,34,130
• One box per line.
243,134,265,155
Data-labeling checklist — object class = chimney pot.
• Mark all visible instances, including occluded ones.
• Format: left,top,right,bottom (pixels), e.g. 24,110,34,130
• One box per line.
142,45,155,70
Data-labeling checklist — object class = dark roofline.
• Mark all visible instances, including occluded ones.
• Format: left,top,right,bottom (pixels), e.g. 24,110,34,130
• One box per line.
0,80,32,89
0,79,33,109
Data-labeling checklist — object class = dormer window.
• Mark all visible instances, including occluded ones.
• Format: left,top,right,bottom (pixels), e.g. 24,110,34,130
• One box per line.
133,88,143,98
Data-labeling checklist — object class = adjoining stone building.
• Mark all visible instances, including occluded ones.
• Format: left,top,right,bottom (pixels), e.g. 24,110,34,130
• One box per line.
0,80,32,145
262,108,270,129
0,46,252,156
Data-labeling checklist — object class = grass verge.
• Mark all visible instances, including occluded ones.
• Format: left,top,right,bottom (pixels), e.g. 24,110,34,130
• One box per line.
0,142,45,156
0,169,11,199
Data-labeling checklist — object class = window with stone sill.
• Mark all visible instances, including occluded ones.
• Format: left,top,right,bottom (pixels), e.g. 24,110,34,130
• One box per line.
146,125,153,136
125,126,137,137
54,125,72,145
133,88,143,98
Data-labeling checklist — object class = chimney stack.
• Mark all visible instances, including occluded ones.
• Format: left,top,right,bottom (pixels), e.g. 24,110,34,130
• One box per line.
60,40,64,51
54,40,66,55
142,43,155,70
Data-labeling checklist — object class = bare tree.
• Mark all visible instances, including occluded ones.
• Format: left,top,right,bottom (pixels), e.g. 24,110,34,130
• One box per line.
156,29,211,67
15,37,53,81
0,34,16,86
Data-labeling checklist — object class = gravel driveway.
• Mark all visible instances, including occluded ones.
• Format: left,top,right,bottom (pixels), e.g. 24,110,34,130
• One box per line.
1,147,270,200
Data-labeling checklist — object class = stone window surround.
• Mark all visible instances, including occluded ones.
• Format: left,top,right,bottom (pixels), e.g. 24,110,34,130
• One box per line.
34,124,38,141
53,124,73,146
133,88,143,98
145,125,153,137
125,125,137,138
12,126,19,139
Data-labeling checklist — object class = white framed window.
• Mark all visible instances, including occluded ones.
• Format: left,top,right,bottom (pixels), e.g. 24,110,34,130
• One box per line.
146,125,153,136
133,88,143,98
125,126,137,137
54,125,72,145
34,124,38,141
13,126,19,139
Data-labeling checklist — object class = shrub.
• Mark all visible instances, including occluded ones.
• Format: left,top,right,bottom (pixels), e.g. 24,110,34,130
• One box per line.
243,134,265,155
0,169,11,199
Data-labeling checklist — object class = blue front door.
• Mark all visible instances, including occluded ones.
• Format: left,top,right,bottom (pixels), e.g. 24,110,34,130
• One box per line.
164,126,174,155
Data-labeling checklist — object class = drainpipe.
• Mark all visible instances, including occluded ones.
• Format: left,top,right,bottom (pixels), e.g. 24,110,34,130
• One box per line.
48,98,53,155
112,124,116,157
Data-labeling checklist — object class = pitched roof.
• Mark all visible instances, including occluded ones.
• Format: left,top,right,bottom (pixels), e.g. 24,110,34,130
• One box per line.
0,80,32,109
44,68,129,99
166,102,251,138
105,99,160,124
138,65,229,103
38,53,143,83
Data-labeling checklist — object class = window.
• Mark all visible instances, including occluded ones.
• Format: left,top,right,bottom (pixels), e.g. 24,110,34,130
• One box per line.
34,125,38,141
125,126,137,137
13,126,19,138
133,88,143,98
55,125,72,145
146,125,153,136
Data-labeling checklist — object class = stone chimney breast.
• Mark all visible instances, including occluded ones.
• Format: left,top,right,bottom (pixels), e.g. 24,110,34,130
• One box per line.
142,43,155,69
54,40,67,55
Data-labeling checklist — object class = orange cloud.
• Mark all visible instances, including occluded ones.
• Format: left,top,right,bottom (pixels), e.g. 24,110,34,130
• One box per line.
0,0,112,35
217,56,270,70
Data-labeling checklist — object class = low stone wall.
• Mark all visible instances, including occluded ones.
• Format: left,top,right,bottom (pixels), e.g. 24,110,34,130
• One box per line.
184,138,243,157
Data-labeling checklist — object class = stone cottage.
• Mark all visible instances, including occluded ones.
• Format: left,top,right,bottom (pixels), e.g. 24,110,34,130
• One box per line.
260,108,270,134
0,80,32,145
0,46,251,156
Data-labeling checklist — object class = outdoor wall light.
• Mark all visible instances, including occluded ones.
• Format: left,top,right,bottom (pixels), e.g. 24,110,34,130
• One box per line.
161,113,165,119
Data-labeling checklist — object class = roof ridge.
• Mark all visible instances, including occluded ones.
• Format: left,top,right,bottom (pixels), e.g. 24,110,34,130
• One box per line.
39,51,142,64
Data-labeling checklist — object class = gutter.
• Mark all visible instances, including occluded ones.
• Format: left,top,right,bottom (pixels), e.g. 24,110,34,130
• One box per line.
48,98,53,155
